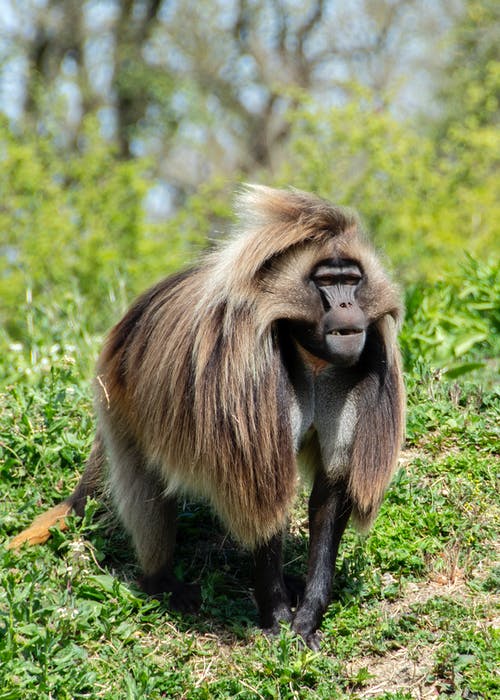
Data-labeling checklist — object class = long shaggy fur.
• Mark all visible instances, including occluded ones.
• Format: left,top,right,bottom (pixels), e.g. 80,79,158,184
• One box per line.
9,185,405,553
96,186,360,547
349,316,405,528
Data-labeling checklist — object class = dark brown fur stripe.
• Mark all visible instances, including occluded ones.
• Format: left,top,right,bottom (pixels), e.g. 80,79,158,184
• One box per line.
101,268,196,387
348,322,405,528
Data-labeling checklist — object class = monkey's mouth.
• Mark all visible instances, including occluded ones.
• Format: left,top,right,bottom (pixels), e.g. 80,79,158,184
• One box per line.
325,328,366,366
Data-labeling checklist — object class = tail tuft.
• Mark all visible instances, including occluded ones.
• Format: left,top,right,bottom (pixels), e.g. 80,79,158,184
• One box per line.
7,501,72,550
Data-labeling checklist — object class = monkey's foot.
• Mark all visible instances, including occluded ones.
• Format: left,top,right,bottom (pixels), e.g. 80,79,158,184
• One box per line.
261,612,322,650
291,620,323,651
259,602,293,635
139,572,202,613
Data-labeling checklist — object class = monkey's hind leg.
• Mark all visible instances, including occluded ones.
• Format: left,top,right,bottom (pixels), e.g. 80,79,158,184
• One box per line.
253,531,293,634
107,438,201,613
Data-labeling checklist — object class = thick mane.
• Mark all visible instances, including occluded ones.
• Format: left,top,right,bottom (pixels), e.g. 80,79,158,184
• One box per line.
98,185,402,547
100,186,357,547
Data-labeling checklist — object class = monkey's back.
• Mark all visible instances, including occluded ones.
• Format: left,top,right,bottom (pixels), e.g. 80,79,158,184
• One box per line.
95,265,298,547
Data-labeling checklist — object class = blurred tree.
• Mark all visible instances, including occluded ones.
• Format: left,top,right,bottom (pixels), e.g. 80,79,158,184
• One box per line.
8,0,174,157
435,0,499,130
2,0,497,328
0,113,213,333
23,1,88,129
112,0,178,158
278,85,498,280
0,0,455,192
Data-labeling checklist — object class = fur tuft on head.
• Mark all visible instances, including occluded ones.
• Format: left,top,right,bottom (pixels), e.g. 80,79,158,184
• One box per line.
209,185,360,294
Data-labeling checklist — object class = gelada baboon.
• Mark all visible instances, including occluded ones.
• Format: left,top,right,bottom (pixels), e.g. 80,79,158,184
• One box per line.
9,185,405,649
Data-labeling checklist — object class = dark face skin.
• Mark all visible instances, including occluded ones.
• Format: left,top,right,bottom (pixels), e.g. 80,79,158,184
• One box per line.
294,259,367,367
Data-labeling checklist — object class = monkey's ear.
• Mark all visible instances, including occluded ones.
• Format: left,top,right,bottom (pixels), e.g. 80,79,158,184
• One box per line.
348,317,405,530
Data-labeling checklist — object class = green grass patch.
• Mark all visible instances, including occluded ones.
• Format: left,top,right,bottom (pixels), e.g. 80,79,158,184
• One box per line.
1,277,499,699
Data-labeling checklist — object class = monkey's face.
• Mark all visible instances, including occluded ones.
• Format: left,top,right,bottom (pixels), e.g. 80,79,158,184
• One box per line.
293,259,367,367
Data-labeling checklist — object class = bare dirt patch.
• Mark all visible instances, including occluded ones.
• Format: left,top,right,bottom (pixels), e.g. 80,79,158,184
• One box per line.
348,569,499,698
348,647,437,699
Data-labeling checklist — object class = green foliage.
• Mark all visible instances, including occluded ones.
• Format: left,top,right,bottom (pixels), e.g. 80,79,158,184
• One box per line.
0,118,207,337
1,14,499,691
436,0,499,130
279,88,499,281
401,255,500,377
0,118,138,331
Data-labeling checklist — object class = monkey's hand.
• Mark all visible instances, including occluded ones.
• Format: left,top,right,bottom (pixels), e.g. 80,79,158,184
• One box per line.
291,604,324,651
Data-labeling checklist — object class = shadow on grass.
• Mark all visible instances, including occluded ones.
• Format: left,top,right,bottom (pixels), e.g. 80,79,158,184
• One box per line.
53,497,369,642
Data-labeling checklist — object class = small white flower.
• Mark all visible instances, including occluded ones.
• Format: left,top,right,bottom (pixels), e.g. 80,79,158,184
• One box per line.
69,541,85,554
56,606,79,620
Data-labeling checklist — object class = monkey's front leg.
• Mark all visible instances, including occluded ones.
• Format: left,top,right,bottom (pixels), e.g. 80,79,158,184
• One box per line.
253,531,293,633
292,471,352,650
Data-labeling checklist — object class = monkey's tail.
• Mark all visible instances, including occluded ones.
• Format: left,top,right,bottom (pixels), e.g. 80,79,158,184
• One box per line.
7,432,106,551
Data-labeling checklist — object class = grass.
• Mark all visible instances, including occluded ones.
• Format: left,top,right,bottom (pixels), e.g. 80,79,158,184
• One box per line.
1,302,499,699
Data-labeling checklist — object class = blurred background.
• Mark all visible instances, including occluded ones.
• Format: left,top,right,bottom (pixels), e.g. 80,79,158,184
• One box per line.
0,0,498,378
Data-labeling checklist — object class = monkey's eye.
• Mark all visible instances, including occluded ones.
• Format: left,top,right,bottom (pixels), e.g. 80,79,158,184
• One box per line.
340,274,362,286
313,274,338,287
312,263,362,288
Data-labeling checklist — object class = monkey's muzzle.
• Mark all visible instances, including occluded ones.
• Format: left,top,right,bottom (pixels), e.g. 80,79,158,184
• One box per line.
324,326,366,367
